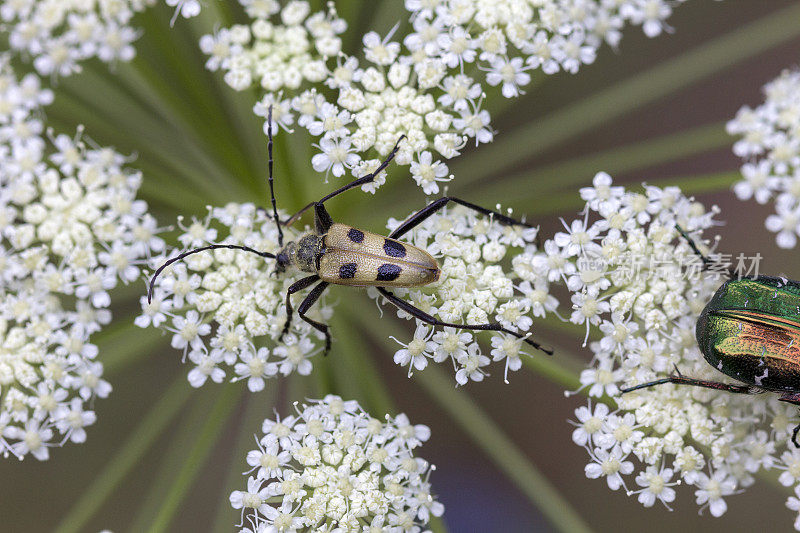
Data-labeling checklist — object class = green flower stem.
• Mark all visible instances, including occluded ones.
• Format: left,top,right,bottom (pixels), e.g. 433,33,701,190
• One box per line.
332,309,396,415
134,6,258,186
147,383,243,533
473,122,732,205
128,385,221,532
312,338,335,398
416,366,592,533
325,314,369,403
58,67,231,192
98,320,167,376
210,390,276,532
449,3,800,189
658,170,742,196
521,344,583,393
53,376,193,533
108,62,253,193
180,7,268,190
46,85,230,213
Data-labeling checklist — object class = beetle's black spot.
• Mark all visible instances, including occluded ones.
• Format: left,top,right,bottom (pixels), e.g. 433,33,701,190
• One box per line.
339,263,357,279
347,228,364,243
377,263,402,282
383,239,406,258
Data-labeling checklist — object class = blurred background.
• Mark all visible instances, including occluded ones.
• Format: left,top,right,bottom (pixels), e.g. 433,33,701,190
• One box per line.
2,1,800,531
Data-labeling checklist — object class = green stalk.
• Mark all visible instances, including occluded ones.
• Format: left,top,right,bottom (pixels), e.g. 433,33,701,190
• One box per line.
147,384,243,533
333,307,395,415
183,7,267,193
450,3,800,188
47,83,233,203
516,169,740,217
128,386,220,532
53,377,193,533
210,391,276,532
99,322,167,376
326,314,369,403
473,122,731,202
133,5,256,185
416,366,592,533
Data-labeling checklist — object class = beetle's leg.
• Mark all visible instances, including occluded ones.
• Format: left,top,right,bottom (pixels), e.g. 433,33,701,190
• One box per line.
280,275,320,341
313,203,333,234
389,197,534,240
675,224,735,279
620,375,755,395
314,136,406,205
792,423,800,449
297,281,332,356
377,287,553,355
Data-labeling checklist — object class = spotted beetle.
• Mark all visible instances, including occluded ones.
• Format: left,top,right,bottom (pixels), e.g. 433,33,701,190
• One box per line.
620,226,800,447
148,107,552,358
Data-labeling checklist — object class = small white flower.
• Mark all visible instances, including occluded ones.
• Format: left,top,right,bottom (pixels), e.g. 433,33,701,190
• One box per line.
633,465,677,509
311,137,361,178
585,446,633,491
694,469,738,517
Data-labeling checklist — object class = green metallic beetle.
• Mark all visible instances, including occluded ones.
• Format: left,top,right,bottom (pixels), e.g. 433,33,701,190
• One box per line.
621,228,800,447
148,107,552,358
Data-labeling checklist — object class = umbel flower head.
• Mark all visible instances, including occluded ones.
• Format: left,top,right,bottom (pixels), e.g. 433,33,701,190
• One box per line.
230,395,443,532
372,201,556,385
139,203,333,389
2,0,154,78
202,0,693,194
563,174,800,528
0,56,164,459
727,68,800,249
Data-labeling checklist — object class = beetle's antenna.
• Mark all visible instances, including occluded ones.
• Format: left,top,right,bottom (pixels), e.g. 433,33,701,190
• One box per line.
267,105,284,247
148,244,275,303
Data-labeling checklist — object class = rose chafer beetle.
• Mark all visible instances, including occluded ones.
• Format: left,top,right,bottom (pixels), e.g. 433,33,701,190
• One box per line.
621,226,800,447
148,107,552,358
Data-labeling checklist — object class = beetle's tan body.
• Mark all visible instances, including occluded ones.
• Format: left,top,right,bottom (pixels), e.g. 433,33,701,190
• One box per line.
317,223,439,287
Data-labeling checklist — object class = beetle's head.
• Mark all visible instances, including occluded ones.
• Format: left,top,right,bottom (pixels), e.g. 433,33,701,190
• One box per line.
275,241,295,274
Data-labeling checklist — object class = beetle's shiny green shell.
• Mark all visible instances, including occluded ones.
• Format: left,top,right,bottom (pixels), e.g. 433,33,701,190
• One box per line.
696,275,800,392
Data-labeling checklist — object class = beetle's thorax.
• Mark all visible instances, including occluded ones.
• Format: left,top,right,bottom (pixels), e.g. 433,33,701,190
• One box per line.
277,233,325,273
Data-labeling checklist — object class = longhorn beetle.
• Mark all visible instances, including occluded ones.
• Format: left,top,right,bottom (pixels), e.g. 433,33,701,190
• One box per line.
620,225,800,447
148,107,552,358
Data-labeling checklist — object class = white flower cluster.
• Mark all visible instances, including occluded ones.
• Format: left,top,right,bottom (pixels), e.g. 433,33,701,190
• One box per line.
0,56,163,460
404,0,683,84
373,203,556,385
230,395,443,532
139,203,333,389
564,173,800,527
728,69,800,249
202,0,699,194
1,0,155,78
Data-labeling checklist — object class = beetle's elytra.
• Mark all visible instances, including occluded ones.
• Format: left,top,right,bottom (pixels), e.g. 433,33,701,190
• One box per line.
698,275,800,395
149,106,552,358
621,228,800,447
